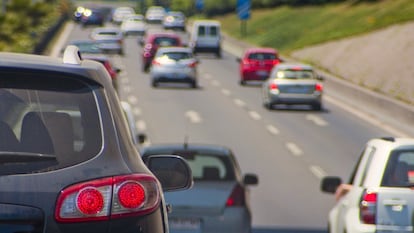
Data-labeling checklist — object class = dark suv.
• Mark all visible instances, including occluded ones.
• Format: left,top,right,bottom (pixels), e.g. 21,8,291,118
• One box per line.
0,46,192,233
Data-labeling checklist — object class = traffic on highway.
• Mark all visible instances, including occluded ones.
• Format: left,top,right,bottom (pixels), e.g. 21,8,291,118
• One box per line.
1,2,414,233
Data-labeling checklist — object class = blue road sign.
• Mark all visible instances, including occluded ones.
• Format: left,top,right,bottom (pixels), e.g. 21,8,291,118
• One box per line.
237,0,251,20
196,0,204,11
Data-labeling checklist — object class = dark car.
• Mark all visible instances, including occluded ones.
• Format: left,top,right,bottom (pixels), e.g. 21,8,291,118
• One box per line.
0,45,193,233
80,8,105,27
140,32,182,72
140,143,258,233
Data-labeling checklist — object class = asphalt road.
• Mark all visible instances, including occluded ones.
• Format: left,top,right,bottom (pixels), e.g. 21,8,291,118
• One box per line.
54,17,412,233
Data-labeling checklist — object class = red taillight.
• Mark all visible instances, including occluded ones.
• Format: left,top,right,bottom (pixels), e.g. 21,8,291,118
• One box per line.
226,185,245,207
269,82,278,90
360,190,377,224
188,61,197,68
77,187,105,215
315,83,323,92
55,174,160,223
117,182,145,209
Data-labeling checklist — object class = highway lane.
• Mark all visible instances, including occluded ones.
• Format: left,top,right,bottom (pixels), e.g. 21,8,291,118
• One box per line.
62,21,402,232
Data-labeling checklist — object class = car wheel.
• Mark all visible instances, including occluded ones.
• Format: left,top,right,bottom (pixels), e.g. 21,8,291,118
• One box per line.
190,81,197,89
151,80,158,88
216,49,222,58
239,80,246,86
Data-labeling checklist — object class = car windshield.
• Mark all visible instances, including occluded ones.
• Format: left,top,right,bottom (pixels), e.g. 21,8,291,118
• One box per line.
248,53,276,60
0,73,102,174
275,69,314,79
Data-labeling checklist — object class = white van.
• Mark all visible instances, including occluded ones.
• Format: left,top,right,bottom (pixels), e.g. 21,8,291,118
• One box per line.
189,20,222,58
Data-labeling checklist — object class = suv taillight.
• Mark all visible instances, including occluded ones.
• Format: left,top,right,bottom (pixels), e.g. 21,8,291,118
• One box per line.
359,190,377,224
55,174,160,222
226,184,245,207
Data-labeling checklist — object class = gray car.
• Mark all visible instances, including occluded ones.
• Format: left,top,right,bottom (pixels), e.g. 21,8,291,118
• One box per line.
150,47,199,88
262,63,324,110
90,27,124,55
0,45,193,233
141,143,258,233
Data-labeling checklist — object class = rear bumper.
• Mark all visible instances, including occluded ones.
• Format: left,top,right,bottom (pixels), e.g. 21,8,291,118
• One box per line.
268,93,322,105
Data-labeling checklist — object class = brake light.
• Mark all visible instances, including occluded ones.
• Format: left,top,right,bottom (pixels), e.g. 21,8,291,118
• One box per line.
226,184,245,207
315,83,323,92
359,190,377,224
242,59,252,67
269,82,278,90
55,174,160,222
188,61,197,68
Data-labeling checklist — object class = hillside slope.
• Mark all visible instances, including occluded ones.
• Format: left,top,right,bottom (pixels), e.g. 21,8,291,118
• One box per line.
290,21,414,105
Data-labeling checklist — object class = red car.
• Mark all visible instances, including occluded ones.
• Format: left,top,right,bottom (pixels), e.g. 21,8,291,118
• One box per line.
237,48,282,85
140,32,182,72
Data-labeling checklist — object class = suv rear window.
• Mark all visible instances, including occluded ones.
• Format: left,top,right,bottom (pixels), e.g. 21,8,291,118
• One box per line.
0,73,102,175
382,149,414,187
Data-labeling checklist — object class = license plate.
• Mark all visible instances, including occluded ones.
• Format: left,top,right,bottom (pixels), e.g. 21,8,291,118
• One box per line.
256,70,268,76
169,218,201,230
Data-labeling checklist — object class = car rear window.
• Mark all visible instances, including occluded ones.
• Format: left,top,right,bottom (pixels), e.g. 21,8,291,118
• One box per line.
382,149,414,187
248,53,276,60
0,73,102,175
159,52,192,60
274,69,315,79
154,37,179,46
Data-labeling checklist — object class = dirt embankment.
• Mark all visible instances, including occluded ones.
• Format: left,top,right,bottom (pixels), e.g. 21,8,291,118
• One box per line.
290,21,414,105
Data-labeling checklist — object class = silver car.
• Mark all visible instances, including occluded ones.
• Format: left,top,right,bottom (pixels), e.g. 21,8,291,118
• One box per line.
90,27,124,55
262,63,324,110
162,11,186,31
150,47,199,88
140,143,258,233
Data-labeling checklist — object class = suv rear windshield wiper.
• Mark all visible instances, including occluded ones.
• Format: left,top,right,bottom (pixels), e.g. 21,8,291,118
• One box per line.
0,152,57,164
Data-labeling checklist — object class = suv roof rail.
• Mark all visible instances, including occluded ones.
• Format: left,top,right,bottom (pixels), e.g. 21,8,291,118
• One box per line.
63,45,82,65
379,137,395,142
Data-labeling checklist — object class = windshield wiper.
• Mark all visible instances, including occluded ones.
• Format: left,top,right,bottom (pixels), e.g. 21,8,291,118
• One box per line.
0,152,57,164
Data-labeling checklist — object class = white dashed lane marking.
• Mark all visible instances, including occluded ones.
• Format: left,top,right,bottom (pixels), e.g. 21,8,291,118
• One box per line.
249,111,262,120
309,166,327,179
234,98,246,107
266,124,280,135
306,114,328,126
128,95,138,105
137,120,146,131
221,89,231,96
286,142,303,156
185,110,202,123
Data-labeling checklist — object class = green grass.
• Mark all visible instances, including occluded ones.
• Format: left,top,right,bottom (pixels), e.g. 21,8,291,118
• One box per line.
215,0,414,54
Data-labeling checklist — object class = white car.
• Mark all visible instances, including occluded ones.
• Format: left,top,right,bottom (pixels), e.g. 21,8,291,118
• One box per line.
121,14,146,36
321,137,414,233
145,6,165,24
112,6,135,24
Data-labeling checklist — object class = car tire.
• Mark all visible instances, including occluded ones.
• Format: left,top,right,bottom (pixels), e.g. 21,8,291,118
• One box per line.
263,101,273,110
151,80,158,88
190,81,197,89
240,80,246,86
216,49,222,58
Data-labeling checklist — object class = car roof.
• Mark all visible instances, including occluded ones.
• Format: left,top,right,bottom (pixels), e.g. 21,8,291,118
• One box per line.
0,48,108,85
245,47,277,54
193,19,220,26
141,143,232,156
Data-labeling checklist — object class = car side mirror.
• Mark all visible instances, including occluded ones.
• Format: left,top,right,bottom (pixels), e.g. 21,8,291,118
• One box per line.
243,173,258,185
146,155,193,192
320,176,342,194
